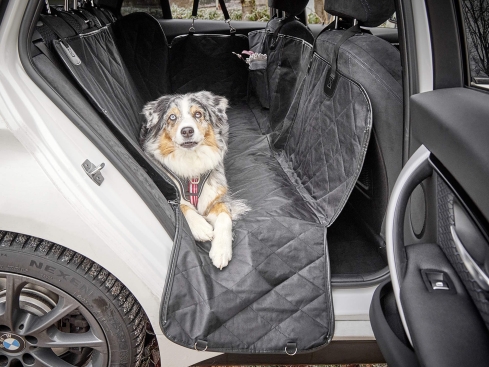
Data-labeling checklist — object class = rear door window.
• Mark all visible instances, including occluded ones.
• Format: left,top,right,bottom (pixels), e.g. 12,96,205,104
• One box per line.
461,0,489,86
308,0,397,27
168,0,269,21
121,0,163,18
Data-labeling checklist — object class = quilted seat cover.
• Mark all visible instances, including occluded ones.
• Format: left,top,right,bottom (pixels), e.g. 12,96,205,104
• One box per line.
248,21,313,133
52,13,372,354
161,41,372,352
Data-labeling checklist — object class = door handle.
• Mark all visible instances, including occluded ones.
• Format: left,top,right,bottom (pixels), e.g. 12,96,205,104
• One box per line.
450,225,489,291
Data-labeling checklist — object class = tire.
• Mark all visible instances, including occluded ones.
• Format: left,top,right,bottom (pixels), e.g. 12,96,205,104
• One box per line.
0,230,147,367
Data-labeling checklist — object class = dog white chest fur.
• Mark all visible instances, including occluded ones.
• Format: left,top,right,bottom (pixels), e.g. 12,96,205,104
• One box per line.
141,91,247,270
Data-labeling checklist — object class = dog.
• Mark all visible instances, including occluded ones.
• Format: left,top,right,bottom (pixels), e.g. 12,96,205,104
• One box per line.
140,91,248,270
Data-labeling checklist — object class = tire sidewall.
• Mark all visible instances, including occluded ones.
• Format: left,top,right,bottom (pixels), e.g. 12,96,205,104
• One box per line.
0,247,135,367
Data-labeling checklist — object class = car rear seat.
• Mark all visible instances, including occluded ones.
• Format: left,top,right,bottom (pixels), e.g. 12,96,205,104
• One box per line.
248,0,314,133
323,0,403,236
30,0,396,352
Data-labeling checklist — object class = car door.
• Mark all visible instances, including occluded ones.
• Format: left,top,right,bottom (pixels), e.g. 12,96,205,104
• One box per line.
370,0,489,366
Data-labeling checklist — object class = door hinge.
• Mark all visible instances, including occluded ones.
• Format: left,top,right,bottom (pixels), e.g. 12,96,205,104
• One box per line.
82,159,105,186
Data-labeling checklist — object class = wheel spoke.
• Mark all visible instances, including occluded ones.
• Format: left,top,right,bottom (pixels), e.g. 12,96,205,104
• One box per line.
31,348,78,367
38,328,108,353
0,274,26,330
23,296,79,335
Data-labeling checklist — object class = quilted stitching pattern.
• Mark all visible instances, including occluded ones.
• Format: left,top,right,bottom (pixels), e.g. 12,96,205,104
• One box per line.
437,176,489,331
249,28,313,132
169,35,249,101
282,54,372,225
163,29,371,353
111,13,171,104
55,28,144,139
163,104,333,352
268,37,312,130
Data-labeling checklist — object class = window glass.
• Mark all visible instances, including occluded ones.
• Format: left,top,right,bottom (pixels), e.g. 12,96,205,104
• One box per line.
121,0,163,18
461,0,489,84
168,0,269,21
47,0,65,5
309,0,397,27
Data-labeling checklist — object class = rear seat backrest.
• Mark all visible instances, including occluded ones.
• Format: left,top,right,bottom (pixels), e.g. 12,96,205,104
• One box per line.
323,0,402,233
49,12,170,141
249,0,314,133
111,12,171,104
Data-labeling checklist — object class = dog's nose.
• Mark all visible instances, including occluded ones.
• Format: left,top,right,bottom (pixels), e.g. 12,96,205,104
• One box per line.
181,127,194,138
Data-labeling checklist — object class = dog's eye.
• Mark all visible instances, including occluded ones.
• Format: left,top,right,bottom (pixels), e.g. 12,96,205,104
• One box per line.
194,111,202,119
168,114,177,121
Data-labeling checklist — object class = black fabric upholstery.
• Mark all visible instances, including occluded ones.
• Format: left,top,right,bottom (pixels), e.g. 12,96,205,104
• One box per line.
248,17,313,132
325,0,395,27
161,25,372,351
307,28,402,238
163,105,333,352
169,34,249,101
54,28,144,139
112,12,171,104
280,53,372,224
268,0,309,15
162,68,371,350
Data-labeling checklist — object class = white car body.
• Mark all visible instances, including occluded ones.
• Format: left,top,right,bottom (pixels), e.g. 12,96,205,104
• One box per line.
0,0,433,365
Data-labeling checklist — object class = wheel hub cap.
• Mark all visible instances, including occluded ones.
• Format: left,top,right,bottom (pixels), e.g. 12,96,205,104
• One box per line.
0,333,25,353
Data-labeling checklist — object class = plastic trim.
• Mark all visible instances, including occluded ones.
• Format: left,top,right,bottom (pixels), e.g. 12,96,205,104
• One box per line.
386,144,432,345
411,0,433,92
451,225,489,291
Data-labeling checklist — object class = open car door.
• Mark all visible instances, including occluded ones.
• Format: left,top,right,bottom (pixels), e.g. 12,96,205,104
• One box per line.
370,0,489,366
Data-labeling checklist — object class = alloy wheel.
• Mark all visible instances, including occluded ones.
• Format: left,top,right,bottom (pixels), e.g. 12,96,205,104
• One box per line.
0,272,108,367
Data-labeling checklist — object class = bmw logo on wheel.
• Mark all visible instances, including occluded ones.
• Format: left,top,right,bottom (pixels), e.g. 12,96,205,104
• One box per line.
0,333,25,353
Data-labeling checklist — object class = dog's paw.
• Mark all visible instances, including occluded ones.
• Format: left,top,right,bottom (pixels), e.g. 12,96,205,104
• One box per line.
186,211,214,242
209,232,232,270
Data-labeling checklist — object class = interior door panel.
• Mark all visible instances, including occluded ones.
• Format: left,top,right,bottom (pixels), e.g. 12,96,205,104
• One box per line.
372,127,489,367
411,88,489,220
370,88,489,366
368,0,489,359
401,242,489,367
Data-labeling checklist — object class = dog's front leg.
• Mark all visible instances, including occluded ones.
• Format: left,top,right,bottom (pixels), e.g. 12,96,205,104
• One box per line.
206,203,232,270
181,204,214,242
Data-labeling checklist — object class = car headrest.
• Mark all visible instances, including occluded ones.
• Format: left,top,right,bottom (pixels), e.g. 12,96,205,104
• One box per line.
325,0,395,27
268,0,309,16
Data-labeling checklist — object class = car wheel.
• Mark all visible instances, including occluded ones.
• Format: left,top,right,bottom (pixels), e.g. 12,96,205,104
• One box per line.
0,231,146,367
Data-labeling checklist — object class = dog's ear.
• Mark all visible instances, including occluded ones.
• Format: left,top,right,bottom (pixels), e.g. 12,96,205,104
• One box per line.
195,91,228,111
141,95,175,145
143,97,166,129
193,91,229,126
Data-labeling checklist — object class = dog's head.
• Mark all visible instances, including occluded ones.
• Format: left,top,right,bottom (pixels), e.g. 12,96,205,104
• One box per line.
141,91,229,178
